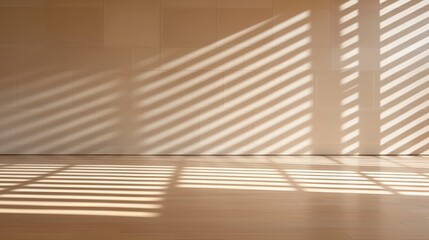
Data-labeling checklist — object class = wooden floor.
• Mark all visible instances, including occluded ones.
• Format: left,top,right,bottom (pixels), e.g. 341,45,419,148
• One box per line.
0,156,428,240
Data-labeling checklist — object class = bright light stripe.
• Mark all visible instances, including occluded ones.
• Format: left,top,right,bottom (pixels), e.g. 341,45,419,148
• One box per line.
62,170,174,174
0,194,163,202
183,169,278,174
184,167,277,172
380,0,417,15
380,62,425,84
386,52,428,74
382,25,428,52
381,13,428,41
181,172,282,178
272,25,310,45
381,110,428,140
0,183,17,186
0,169,53,175
38,180,169,185
161,18,272,71
285,170,356,173
253,102,313,141
198,91,309,150
181,176,285,182
254,120,313,154
186,167,274,171
381,182,429,186
380,80,428,112
1,166,61,172
299,183,383,189
70,167,175,171
285,172,361,177
293,179,375,185
389,186,429,191
381,1,428,27
247,44,305,68
0,200,162,209
304,188,392,195
0,174,41,177
13,188,164,195
341,92,359,107
54,173,172,177
178,184,294,191
342,60,359,69
27,184,166,190
340,10,358,24
401,134,429,154
273,11,310,31
179,179,289,186
217,60,307,110
365,174,425,178
381,128,428,153
74,165,175,168
398,191,429,196
339,0,358,11
12,164,65,166
362,171,420,175
0,208,159,218
47,176,170,181
341,129,359,143
340,23,359,36
0,179,28,182
372,178,429,182
340,48,359,61
340,106,359,119
145,43,310,148
341,36,359,48
245,39,311,71
289,175,368,180
386,37,429,64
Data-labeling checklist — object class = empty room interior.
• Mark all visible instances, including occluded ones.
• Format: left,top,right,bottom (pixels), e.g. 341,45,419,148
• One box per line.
0,0,428,239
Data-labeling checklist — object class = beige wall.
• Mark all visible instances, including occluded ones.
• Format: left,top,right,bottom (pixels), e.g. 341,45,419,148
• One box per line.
0,0,427,154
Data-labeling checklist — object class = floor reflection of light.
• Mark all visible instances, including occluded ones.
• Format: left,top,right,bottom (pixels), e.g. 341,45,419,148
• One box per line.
13,189,165,195
288,175,367,180
0,165,176,218
179,179,290,186
0,200,162,209
47,176,170,181
389,186,429,191
181,176,285,182
178,167,293,191
38,179,170,185
398,191,429,196
285,168,429,196
178,184,295,192
294,179,374,185
26,184,167,190
381,182,429,186
304,188,392,195
55,172,172,177
0,194,163,202
0,209,159,218
299,183,383,189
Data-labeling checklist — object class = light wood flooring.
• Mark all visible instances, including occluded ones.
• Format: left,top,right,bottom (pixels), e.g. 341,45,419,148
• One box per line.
0,155,428,240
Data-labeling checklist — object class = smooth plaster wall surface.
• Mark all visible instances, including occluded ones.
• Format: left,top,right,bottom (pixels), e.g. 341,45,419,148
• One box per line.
0,0,427,154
